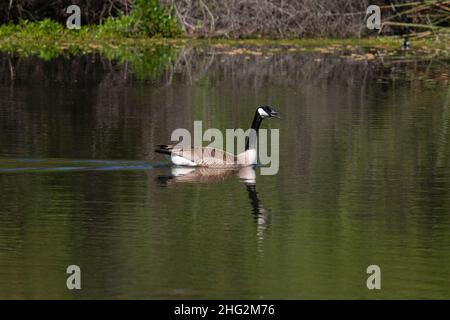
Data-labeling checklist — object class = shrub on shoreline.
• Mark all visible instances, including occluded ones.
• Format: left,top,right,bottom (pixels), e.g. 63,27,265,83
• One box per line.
0,1,449,40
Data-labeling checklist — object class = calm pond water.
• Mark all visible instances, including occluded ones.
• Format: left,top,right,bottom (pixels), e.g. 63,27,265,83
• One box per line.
0,47,449,299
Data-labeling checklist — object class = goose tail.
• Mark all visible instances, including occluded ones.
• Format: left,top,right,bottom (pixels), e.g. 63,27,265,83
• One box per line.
154,144,174,155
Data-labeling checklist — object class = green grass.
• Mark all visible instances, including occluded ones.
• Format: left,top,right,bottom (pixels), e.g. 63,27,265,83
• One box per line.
0,19,448,61
0,19,184,60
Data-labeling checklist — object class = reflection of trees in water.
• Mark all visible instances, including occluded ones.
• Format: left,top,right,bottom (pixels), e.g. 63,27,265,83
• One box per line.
1,47,448,87
0,49,448,163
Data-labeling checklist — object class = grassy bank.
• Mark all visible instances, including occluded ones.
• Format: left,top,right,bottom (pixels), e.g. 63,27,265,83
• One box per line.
0,19,449,61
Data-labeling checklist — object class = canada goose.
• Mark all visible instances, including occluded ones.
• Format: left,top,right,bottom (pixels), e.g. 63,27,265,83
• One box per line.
155,105,280,167
402,36,411,50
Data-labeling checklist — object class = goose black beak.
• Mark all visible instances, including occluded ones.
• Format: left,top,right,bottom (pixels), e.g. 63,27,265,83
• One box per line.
270,110,280,119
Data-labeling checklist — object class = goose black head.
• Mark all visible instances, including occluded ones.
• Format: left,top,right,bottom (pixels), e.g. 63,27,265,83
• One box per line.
257,105,280,119
402,36,410,50
247,105,280,150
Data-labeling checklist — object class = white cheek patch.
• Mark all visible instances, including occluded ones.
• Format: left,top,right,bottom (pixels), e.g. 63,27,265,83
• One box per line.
258,108,269,117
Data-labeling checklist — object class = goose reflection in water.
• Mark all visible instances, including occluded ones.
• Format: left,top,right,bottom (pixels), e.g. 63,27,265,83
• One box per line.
156,165,271,246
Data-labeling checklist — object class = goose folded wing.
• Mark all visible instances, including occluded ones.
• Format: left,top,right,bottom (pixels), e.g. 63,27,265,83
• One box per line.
170,146,237,167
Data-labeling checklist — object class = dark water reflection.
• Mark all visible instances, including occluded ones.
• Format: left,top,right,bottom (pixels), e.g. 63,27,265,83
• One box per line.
0,49,449,299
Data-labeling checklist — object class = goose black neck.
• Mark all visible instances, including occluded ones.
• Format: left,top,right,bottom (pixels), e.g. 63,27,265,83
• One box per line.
245,112,263,150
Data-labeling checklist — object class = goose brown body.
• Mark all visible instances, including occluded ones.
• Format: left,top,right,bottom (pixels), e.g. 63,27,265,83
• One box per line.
155,145,238,167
